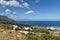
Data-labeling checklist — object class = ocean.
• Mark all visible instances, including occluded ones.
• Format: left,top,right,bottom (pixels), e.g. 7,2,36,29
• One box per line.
14,21,60,27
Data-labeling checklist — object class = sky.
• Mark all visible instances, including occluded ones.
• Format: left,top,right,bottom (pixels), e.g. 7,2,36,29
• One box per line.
0,0,60,21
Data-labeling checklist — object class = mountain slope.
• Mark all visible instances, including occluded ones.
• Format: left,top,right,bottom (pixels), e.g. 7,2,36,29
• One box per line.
0,15,15,22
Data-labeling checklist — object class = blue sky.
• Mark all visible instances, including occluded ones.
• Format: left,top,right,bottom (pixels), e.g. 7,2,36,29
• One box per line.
0,0,60,21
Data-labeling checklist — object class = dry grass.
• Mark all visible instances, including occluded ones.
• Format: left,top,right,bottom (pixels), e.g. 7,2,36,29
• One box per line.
0,29,27,40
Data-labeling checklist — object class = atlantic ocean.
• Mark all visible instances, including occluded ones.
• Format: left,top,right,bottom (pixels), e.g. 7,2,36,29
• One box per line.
14,21,60,27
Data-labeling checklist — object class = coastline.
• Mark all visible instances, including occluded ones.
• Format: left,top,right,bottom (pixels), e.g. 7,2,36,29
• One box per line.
14,21,60,27
0,22,60,40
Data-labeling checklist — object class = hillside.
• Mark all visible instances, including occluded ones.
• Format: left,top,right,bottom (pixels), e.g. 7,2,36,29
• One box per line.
0,15,15,22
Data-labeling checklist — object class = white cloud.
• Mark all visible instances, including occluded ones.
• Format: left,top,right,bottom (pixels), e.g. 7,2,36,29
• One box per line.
23,2,29,8
0,0,29,8
0,0,20,7
13,11,17,14
5,9,11,14
19,4,24,8
0,0,9,6
25,10,34,15
10,14,13,17
9,1,20,7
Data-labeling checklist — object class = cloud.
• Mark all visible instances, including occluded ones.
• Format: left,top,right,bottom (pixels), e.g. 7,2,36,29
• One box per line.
5,9,17,16
0,0,20,7
13,11,17,15
10,14,13,17
25,10,34,15
36,0,40,3
23,2,29,8
19,4,24,8
9,1,20,7
5,9,11,14
0,0,29,8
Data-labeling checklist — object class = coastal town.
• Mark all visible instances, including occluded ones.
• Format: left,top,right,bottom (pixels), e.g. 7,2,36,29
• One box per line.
13,25,60,36
0,22,60,40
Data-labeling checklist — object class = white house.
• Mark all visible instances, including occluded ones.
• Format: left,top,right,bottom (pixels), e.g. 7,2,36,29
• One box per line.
49,31,60,36
23,27,32,31
13,25,18,30
19,30,29,34
46,27,57,30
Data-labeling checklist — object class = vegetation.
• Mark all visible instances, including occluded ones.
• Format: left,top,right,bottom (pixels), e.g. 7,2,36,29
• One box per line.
0,22,13,30
0,22,60,40
27,33,60,40
32,27,50,34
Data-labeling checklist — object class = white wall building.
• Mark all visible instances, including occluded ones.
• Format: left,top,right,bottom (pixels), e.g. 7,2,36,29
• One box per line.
49,31,60,36
46,27,57,30
19,30,29,34
13,25,18,30
23,27,32,30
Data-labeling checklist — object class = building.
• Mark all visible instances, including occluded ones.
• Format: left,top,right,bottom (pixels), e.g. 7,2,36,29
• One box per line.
49,31,60,36
23,27,32,31
19,30,29,34
13,25,18,30
46,27,57,30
